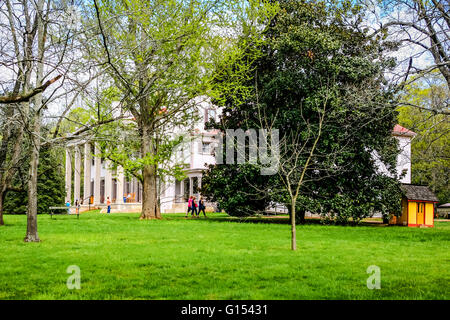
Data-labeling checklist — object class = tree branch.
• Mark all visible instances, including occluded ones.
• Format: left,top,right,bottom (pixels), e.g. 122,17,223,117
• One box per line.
0,74,62,104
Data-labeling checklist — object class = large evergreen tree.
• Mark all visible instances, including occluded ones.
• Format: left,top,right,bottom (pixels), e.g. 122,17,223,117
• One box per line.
202,0,403,226
4,144,65,215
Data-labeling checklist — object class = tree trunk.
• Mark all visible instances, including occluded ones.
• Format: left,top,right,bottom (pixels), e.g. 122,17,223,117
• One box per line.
432,169,436,193
140,163,159,219
291,199,297,251
24,0,44,242
287,202,292,217
156,182,161,219
297,208,306,224
24,113,41,242
139,122,160,220
0,190,5,226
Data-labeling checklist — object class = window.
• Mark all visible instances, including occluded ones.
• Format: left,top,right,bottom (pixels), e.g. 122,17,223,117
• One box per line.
418,202,425,213
208,109,216,121
205,108,216,123
193,177,199,194
202,142,211,154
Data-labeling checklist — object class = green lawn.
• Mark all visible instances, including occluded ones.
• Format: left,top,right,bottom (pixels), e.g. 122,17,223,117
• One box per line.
0,211,449,300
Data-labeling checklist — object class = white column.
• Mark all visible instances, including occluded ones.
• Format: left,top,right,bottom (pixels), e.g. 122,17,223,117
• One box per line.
180,179,185,198
133,178,138,202
65,148,72,203
83,143,91,203
104,159,112,202
73,146,81,204
139,181,142,203
189,177,193,196
93,144,101,205
130,178,135,202
116,166,124,204
137,181,141,203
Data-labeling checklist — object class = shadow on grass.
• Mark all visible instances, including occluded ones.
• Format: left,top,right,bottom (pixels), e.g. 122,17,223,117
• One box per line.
4,210,388,228
164,213,388,227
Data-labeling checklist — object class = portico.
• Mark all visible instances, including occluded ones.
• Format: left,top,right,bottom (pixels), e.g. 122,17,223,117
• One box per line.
64,142,203,212
64,142,129,207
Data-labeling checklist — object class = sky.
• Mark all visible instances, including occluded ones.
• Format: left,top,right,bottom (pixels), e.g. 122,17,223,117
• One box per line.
0,0,442,118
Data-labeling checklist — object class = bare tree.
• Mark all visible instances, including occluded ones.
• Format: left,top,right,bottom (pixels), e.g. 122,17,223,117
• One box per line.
359,1,449,204
363,0,449,90
275,101,327,251
0,0,99,239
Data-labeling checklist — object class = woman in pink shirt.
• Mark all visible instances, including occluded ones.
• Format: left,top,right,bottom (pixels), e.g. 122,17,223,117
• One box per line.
192,196,198,217
186,196,193,218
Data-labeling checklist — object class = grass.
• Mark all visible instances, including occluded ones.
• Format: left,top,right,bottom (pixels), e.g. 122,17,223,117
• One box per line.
0,211,449,300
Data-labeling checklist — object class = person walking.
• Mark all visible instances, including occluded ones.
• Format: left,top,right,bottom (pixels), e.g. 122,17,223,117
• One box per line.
106,197,111,214
191,196,198,217
186,196,193,218
198,196,207,218
65,200,71,215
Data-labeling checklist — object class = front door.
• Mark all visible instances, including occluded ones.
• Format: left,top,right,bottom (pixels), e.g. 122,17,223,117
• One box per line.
417,202,425,225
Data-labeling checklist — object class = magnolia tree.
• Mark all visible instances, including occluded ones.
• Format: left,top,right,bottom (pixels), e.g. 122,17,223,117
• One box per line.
202,0,403,250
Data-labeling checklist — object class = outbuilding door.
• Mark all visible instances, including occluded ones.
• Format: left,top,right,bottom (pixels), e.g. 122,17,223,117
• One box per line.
417,202,425,225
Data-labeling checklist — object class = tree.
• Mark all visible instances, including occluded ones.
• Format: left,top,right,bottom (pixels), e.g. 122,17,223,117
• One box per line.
0,102,26,225
201,162,271,217
84,0,278,219
0,0,98,240
363,0,449,90
360,0,449,205
4,142,65,215
398,73,450,204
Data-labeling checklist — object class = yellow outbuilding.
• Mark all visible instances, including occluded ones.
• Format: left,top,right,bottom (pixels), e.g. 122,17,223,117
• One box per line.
390,184,439,227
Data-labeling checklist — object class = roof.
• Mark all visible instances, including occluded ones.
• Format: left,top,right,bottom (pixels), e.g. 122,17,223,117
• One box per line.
438,203,450,208
401,184,439,202
393,124,416,137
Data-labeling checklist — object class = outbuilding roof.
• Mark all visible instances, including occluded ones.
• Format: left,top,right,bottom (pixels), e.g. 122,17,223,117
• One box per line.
401,184,439,202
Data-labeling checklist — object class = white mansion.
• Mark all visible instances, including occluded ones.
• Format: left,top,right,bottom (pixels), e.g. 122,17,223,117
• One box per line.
64,102,415,213
65,100,222,213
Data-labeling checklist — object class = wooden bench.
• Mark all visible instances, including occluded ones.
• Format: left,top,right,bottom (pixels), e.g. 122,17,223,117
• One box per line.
49,206,79,219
